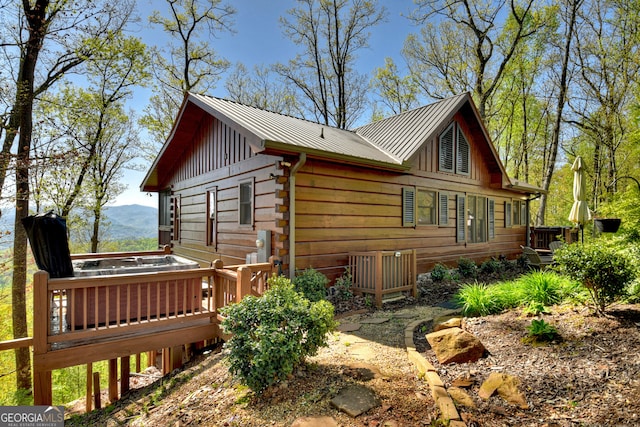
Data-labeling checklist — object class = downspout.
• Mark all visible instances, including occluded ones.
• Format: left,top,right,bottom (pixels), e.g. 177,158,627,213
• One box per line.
288,153,307,280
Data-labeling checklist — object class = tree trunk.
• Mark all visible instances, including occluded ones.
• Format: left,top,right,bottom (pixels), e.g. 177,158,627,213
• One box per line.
536,0,580,225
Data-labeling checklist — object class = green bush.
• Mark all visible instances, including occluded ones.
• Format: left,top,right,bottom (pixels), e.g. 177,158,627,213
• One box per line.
455,282,497,317
457,257,477,278
479,258,501,275
220,275,336,392
520,271,562,307
333,268,353,301
430,263,450,282
553,242,636,314
293,267,329,302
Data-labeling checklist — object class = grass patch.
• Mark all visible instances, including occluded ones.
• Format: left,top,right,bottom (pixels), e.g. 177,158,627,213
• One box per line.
454,271,581,317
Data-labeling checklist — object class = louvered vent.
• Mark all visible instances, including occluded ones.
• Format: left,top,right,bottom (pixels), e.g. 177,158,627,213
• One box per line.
457,128,470,174
439,125,454,172
402,187,416,227
456,194,466,242
439,193,448,225
488,199,495,240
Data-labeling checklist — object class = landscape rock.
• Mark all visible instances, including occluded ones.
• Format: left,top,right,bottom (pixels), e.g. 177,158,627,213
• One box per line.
447,386,476,408
425,327,486,364
432,316,463,332
330,384,380,417
478,372,529,409
291,416,338,427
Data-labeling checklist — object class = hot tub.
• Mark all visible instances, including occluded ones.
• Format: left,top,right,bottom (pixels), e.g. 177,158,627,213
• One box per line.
68,255,202,329
72,254,199,276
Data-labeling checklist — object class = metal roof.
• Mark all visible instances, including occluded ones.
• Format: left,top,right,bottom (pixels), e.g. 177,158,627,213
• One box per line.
142,92,543,195
189,93,401,166
355,93,469,163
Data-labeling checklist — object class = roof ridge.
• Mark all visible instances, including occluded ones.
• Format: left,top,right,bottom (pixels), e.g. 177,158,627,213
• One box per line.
191,92,356,133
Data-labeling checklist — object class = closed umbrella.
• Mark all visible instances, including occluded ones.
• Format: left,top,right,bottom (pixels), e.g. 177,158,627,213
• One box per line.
568,156,591,243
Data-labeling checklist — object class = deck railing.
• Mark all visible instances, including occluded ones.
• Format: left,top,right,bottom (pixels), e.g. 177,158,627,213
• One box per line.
28,252,277,408
349,249,417,307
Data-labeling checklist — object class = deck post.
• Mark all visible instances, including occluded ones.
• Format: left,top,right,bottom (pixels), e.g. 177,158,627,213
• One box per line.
109,359,118,402
236,266,251,302
86,364,92,412
121,356,130,394
93,372,101,409
33,271,52,405
375,251,383,307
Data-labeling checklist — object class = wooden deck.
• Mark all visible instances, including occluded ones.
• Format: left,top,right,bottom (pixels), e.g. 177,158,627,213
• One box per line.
29,249,276,407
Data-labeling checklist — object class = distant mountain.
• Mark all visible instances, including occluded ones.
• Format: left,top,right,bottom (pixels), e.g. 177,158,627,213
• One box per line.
0,204,158,249
102,205,158,240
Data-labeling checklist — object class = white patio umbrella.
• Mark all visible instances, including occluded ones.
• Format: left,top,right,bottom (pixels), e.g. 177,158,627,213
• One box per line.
568,156,592,243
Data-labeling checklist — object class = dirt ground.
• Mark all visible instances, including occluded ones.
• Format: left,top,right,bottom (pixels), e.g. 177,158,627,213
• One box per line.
64,278,640,426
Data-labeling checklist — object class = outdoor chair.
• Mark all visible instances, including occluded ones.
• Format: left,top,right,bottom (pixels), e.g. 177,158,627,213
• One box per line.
520,246,554,270
548,240,565,255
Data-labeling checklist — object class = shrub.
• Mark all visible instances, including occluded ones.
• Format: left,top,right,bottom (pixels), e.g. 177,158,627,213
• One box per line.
333,268,353,301
491,280,526,310
220,275,336,392
292,267,329,302
457,257,477,278
553,242,636,314
480,258,502,275
430,263,450,282
454,282,497,317
520,271,562,307
526,319,559,343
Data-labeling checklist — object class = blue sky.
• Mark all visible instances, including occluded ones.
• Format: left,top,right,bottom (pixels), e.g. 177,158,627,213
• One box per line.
116,0,420,207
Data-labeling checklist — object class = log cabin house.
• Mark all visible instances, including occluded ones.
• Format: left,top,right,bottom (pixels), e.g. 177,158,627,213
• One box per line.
141,92,543,285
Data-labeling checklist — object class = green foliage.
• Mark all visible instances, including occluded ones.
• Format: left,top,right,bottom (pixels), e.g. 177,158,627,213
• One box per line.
293,268,329,302
626,279,640,304
220,275,336,393
455,282,497,317
430,263,450,282
479,258,501,275
597,187,640,242
526,319,559,343
457,257,477,278
520,271,562,307
333,268,354,301
454,271,578,317
553,242,636,314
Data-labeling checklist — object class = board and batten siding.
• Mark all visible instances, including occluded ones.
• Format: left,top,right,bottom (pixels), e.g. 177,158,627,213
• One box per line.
157,115,286,266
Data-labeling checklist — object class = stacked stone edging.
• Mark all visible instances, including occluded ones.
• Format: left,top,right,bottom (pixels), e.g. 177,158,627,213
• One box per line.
404,315,466,427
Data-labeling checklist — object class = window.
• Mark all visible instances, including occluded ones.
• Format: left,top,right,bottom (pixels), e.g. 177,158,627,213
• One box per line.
207,188,216,247
505,201,512,227
417,189,437,225
159,190,172,246
488,199,495,240
439,122,471,176
173,195,181,243
513,200,521,226
521,201,527,226
403,187,447,227
239,179,254,226
467,195,487,243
